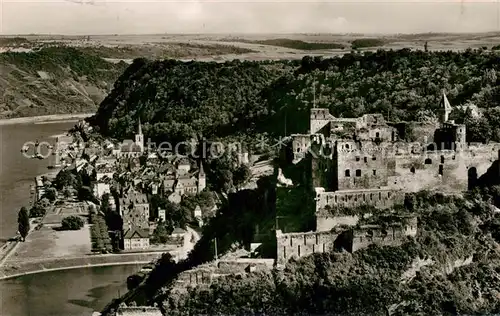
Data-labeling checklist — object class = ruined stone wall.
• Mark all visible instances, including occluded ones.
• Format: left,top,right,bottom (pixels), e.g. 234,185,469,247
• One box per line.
216,259,275,274
389,146,500,193
310,108,333,134
116,307,162,316
335,141,390,190
316,215,359,232
172,259,276,291
406,122,440,143
316,188,405,212
276,230,339,264
351,224,415,252
292,134,312,161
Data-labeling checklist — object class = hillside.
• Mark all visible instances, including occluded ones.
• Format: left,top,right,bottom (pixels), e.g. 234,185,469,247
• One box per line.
0,41,255,119
0,47,127,119
101,187,500,316
90,49,500,145
88,58,297,142
162,191,500,316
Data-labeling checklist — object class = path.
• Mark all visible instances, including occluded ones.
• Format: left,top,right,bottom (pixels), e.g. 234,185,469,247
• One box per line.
0,218,39,267
180,226,201,260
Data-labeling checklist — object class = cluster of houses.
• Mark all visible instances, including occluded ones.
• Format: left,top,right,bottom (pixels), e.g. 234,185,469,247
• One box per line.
52,119,217,251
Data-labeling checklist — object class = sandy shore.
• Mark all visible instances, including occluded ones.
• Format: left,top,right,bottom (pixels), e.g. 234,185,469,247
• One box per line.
0,113,94,126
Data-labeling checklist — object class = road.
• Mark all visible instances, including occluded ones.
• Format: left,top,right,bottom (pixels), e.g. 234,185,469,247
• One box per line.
180,226,201,260
0,218,39,267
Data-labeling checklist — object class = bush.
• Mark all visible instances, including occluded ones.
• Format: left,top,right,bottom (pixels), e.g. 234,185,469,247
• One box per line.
89,213,113,252
29,204,46,218
61,215,84,230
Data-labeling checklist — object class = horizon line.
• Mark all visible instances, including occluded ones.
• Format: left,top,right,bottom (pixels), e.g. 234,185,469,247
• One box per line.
3,30,500,37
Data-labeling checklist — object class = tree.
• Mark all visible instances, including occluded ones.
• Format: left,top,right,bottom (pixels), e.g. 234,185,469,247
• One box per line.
151,222,173,244
233,165,251,188
18,207,30,241
54,169,80,190
62,187,73,198
42,187,57,202
29,203,46,218
61,215,85,230
100,193,112,214
78,186,98,203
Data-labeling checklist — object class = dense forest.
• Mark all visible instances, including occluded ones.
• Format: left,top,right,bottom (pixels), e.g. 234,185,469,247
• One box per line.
90,49,500,146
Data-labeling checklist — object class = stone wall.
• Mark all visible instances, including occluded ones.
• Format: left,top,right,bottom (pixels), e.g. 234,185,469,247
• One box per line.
316,188,405,212
389,146,500,193
172,259,275,290
116,307,162,316
349,218,418,252
276,230,339,264
316,215,359,232
335,142,389,190
276,217,417,264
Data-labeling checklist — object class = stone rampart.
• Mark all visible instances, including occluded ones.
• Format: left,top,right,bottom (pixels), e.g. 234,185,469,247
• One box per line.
276,229,339,264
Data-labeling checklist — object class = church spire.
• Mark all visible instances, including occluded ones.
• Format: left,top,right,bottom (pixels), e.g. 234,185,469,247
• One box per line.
198,161,205,177
138,118,142,135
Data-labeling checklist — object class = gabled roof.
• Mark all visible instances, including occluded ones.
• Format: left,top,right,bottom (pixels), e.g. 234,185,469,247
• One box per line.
177,176,197,187
172,227,186,234
124,227,149,239
121,139,142,153
178,157,190,166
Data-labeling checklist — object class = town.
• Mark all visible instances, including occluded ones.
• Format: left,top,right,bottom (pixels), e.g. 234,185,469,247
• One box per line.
1,90,499,316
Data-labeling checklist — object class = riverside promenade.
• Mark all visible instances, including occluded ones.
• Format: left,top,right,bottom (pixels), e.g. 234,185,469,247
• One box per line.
0,251,171,281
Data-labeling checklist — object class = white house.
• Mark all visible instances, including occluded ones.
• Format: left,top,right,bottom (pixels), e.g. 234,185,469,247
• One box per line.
158,209,166,222
94,182,111,198
123,228,150,250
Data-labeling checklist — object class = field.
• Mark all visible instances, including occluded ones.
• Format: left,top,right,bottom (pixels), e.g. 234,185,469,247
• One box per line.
1,32,500,119
6,225,91,261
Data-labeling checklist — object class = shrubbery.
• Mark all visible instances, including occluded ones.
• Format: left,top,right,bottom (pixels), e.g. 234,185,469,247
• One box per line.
89,213,113,253
61,215,84,230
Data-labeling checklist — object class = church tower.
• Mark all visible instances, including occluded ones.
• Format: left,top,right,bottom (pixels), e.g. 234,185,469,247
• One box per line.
198,161,206,193
135,118,144,152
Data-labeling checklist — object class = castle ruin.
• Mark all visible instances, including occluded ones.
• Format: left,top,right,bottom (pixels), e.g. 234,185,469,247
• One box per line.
290,91,500,232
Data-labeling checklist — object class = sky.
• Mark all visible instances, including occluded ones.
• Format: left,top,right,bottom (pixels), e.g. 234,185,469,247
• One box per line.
1,0,500,35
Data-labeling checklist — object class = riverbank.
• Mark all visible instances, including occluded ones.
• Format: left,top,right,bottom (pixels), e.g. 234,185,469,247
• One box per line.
0,251,169,281
0,113,94,126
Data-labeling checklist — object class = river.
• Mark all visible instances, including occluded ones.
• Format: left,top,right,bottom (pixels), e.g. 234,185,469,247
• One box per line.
0,122,142,316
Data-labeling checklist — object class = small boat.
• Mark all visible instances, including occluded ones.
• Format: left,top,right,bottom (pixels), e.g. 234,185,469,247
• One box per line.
20,145,29,153
31,153,44,160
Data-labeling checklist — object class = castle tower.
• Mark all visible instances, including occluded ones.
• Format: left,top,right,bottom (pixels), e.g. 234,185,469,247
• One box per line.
310,108,334,134
441,91,452,123
135,118,144,152
198,161,206,193
454,124,466,151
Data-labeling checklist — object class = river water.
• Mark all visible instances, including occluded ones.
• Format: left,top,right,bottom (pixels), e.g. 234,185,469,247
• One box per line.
0,122,142,316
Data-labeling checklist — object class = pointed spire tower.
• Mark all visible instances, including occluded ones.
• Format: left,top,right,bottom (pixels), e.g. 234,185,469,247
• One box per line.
442,90,452,123
135,118,144,152
197,161,206,193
